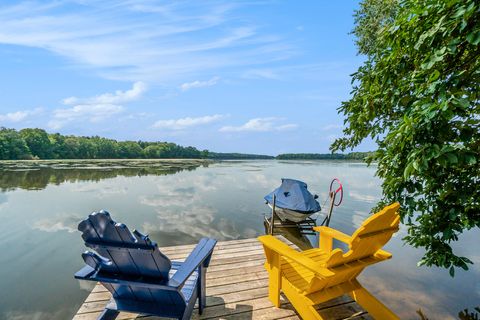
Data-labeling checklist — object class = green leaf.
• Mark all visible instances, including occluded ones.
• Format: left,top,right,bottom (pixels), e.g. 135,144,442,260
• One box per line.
429,70,440,81
453,98,470,109
445,153,458,164
443,229,453,239
459,261,469,271
412,160,420,171
449,266,455,277
421,55,442,69
431,144,440,158
403,162,415,180
465,154,477,165
453,6,466,18
466,30,480,45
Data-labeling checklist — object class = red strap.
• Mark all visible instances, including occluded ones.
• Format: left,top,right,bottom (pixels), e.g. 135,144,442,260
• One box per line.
329,178,343,206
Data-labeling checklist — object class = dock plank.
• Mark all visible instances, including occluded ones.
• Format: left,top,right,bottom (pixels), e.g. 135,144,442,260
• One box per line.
73,236,369,320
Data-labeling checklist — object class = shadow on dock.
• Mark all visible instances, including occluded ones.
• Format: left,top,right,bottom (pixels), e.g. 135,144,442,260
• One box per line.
73,237,371,320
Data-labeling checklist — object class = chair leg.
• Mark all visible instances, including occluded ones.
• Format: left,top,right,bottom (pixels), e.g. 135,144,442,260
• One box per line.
348,281,399,320
181,307,195,320
282,280,324,320
97,309,119,320
197,266,207,314
266,257,281,307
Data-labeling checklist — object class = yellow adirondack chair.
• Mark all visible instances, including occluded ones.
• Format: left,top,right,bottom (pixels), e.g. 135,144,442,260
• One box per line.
258,202,401,320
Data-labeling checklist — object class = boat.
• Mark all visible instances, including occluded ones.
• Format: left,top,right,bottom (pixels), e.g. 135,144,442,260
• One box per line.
264,178,321,223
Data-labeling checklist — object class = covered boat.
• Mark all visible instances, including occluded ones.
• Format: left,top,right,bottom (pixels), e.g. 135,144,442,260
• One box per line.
264,178,321,222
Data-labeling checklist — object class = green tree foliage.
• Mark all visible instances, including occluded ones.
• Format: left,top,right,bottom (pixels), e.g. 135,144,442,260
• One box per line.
332,0,480,274
0,128,206,160
117,141,143,158
143,145,162,158
20,128,53,159
48,133,68,159
276,152,374,160
208,152,274,160
352,0,399,55
92,136,119,158
0,128,32,160
277,153,346,160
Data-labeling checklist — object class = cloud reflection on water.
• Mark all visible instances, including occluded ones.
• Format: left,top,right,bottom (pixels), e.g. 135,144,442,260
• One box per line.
360,273,456,320
348,190,377,203
33,214,82,233
143,206,240,244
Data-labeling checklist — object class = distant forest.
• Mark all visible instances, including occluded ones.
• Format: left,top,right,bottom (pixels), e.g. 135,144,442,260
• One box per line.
0,127,373,160
276,152,374,160
208,152,274,160
0,127,207,160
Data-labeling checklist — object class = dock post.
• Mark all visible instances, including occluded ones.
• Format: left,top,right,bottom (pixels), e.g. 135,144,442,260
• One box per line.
269,194,276,234
326,191,336,226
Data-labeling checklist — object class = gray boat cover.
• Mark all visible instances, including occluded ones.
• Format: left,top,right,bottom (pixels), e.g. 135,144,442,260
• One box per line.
264,178,321,213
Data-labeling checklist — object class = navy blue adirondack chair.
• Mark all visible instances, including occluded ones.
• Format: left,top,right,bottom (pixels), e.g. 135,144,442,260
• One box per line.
74,210,217,320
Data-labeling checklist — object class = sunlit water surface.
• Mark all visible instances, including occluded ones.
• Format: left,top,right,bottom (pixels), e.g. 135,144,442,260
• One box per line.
0,160,478,319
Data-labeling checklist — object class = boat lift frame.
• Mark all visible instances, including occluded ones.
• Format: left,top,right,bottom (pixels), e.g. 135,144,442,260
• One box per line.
265,178,343,235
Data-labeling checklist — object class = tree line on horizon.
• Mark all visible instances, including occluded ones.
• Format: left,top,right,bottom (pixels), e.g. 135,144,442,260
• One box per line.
0,127,373,160
0,127,207,160
276,152,374,160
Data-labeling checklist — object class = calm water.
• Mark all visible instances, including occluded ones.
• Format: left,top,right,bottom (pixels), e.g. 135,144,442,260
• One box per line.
0,160,478,319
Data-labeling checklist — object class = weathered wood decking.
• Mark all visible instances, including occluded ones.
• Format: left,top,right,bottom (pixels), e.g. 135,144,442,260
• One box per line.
73,236,371,320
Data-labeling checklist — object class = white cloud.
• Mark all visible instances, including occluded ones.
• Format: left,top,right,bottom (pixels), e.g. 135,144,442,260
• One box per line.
0,111,28,122
0,108,43,123
152,114,226,130
219,117,297,132
62,82,146,105
49,104,125,129
180,76,220,91
48,82,144,129
0,2,292,82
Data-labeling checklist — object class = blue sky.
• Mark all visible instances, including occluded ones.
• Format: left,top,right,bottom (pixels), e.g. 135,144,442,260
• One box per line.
0,0,373,155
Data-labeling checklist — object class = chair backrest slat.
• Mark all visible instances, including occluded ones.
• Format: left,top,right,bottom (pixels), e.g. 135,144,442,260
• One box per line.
79,218,120,273
306,203,400,294
78,210,172,281
326,202,400,268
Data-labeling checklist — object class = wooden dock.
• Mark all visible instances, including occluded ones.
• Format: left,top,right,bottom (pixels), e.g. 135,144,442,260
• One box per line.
73,236,371,320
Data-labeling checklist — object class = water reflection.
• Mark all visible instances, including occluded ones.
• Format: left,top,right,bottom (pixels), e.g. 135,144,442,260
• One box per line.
263,221,315,251
0,160,207,191
0,160,477,320
32,214,83,233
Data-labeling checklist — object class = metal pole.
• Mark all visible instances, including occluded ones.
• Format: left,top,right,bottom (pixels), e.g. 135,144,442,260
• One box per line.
270,194,276,235
326,191,336,227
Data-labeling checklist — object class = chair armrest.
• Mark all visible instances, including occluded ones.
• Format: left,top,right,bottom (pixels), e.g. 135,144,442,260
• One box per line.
313,226,351,244
76,270,178,291
258,235,334,278
375,249,393,260
313,226,351,252
168,238,217,288
74,265,96,279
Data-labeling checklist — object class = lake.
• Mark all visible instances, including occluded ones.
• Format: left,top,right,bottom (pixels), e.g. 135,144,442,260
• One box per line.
0,160,478,319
